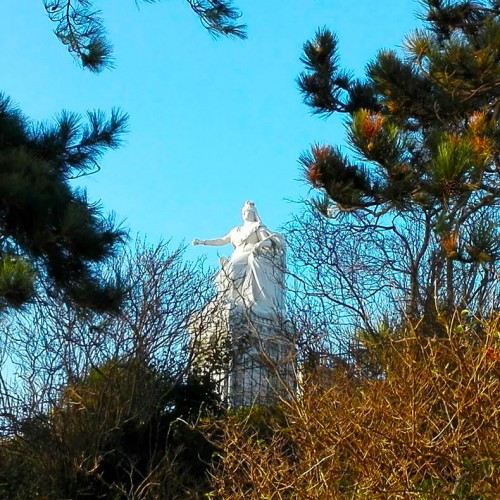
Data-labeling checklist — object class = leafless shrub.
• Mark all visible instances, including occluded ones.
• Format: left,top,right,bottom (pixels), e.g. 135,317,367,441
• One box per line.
285,205,499,342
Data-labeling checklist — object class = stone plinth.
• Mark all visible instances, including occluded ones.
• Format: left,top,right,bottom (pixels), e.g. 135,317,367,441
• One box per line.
190,303,295,407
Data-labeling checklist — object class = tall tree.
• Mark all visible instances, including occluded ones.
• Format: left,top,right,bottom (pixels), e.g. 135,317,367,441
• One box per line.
0,94,127,311
44,0,247,72
298,0,500,317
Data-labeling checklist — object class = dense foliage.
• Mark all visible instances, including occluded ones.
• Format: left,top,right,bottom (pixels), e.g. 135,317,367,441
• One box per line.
0,94,127,311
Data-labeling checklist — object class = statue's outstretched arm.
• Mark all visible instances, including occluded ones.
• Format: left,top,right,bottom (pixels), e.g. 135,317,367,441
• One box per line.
192,233,231,247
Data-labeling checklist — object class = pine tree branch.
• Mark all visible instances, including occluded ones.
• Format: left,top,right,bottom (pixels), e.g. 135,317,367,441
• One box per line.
138,0,246,38
44,0,113,72
44,0,246,72
422,0,500,42
184,0,246,39
0,94,128,311
27,109,128,178
298,29,352,116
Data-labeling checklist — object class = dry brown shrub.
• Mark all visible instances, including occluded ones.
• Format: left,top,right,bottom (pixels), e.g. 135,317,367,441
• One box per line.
209,313,500,499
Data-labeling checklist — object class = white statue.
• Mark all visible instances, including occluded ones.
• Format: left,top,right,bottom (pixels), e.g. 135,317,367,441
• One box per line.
193,201,285,314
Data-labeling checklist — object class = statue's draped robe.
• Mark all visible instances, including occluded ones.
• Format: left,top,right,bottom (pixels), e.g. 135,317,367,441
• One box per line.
217,221,285,314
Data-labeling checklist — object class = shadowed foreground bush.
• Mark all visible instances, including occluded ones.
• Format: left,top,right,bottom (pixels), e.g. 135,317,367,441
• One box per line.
210,313,499,499
0,359,220,499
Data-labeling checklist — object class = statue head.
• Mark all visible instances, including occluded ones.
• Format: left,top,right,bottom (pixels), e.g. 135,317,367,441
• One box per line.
241,201,261,223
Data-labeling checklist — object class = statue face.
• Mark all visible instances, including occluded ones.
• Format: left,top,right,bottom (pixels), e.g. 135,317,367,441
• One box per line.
242,204,257,222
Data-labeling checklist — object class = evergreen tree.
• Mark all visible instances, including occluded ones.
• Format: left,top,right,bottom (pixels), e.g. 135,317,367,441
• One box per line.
44,0,247,72
0,93,127,311
298,0,500,316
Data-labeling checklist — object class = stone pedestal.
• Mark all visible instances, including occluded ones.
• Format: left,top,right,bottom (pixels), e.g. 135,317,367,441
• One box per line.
190,303,295,407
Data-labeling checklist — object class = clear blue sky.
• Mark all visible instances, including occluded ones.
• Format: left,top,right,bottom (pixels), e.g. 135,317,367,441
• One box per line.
2,0,421,265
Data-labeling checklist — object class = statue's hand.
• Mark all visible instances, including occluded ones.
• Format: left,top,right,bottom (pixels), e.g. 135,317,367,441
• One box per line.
253,241,264,254
192,238,203,246
254,238,273,254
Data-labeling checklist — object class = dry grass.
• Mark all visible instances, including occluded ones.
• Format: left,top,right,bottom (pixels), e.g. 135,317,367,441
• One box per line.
209,313,500,499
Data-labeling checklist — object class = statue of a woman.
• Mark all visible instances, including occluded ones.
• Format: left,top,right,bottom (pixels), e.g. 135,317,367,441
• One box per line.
193,201,285,314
